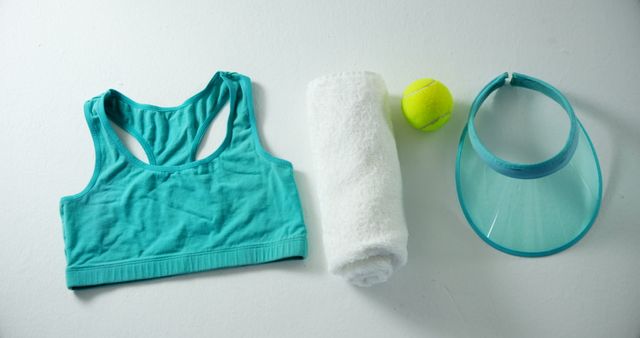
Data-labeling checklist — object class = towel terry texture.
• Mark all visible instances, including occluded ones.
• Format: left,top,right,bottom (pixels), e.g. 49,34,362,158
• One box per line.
306,71,408,287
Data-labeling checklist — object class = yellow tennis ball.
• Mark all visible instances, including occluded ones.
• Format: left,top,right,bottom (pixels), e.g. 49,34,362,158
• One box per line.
401,78,454,131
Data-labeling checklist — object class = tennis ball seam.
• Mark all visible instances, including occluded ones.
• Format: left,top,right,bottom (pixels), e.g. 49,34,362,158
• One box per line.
403,80,436,99
419,112,451,130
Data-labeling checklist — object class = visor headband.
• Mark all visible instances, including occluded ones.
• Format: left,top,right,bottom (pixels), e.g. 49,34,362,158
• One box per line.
467,72,579,179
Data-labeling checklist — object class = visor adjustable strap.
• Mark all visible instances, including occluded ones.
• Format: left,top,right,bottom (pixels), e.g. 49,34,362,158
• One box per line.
467,72,579,179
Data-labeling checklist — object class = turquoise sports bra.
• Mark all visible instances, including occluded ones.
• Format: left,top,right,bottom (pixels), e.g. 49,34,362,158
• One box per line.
59,72,307,289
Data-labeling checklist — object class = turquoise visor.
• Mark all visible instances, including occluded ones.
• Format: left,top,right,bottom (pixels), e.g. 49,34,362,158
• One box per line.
456,72,602,257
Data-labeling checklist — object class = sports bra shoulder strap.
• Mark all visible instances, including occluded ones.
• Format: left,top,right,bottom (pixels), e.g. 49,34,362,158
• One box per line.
222,73,258,148
83,96,121,169
60,97,120,202
217,73,291,168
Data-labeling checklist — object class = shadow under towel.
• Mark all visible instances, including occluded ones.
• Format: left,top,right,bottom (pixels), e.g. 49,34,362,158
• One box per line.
306,71,408,287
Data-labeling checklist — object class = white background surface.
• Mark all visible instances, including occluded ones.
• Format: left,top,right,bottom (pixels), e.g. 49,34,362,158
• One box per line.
1,1,639,337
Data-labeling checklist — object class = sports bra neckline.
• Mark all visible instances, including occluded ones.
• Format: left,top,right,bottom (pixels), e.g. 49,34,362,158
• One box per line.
96,71,239,172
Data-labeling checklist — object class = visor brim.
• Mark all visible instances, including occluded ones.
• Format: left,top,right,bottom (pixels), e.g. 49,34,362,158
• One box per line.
456,121,602,257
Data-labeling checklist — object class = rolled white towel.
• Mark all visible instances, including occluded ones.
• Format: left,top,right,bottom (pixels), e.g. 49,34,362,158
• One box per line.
306,71,408,287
